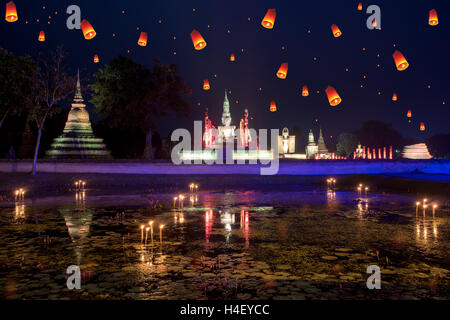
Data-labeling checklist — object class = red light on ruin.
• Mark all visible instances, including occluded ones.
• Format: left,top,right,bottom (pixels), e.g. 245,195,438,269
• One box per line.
230,53,235,62
80,19,96,40
420,122,425,131
407,110,412,118
38,30,45,42
190,29,207,50
302,85,309,97
331,24,342,37
392,50,409,71
5,1,18,22
138,32,148,46
203,79,210,90
392,93,397,101
325,86,342,106
429,9,438,26
270,100,277,112
93,54,99,63
276,63,288,79
357,3,362,11
261,9,276,29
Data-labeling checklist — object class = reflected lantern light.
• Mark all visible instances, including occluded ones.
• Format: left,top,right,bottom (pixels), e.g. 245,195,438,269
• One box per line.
261,9,276,29
5,1,18,22
302,85,309,97
276,63,288,79
190,29,207,50
331,24,342,37
138,32,148,46
80,19,96,40
392,50,409,71
429,9,438,26
325,86,342,106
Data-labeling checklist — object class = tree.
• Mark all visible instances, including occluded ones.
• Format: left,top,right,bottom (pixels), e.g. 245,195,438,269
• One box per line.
336,133,358,157
427,134,450,158
354,120,405,149
90,57,192,159
0,48,36,129
28,47,74,175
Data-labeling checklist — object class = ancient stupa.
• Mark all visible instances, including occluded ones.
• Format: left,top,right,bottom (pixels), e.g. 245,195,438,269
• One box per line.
317,128,329,155
46,71,111,159
402,143,433,159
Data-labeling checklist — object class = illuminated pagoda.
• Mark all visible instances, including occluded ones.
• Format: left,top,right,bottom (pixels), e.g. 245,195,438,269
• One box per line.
217,90,236,143
46,71,111,159
317,128,329,156
305,130,318,159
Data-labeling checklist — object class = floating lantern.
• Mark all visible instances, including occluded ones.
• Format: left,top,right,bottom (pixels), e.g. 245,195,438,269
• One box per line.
392,93,397,101
392,50,409,71
357,3,362,11
429,9,438,26
331,24,342,37
80,19,96,39
203,79,210,90
276,63,288,79
230,53,235,61
261,8,276,29
190,29,207,50
5,1,18,22
420,122,425,131
372,19,377,27
138,32,148,46
325,86,342,106
407,110,412,118
302,85,309,96
38,30,45,42
270,100,277,112
93,54,99,63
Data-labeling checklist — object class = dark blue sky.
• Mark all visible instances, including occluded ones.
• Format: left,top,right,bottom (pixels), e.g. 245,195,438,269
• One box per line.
1,0,449,142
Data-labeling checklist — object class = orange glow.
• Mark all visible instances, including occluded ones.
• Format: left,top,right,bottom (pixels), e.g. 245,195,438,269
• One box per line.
276,63,288,79
190,29,207,50
357,3,362,11
331,24,342,37
230,53,235,61
270,100,277,112
392,50,409,71
80,19,96,40
407,110,412,118
203,79,210,90
5,1,18,22
372,19,377,27
325,86,342,106
93,54,99,63
261,8,276,29
392,93,397,101
420,122,425,131
302,85,309,97
38,30,45,42
138,32,148,46
429,9,438,26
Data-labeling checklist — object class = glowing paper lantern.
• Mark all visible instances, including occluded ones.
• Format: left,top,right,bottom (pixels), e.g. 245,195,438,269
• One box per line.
357,3,363,11
5,1,18,22
190,29,207,50
325,86,342,106
331,24,342,37
420,122,425,131
138,32,148,46
94,54,99,63
392,50,409,71
203,79,210,90
276,63,288,79
230,53,235,62
38,30,45,42
392,93,397,101
261,8,276,29
80,19,96,40
270,100,277,112
372,19,377,27
429,9,438,26
407,110,412,118
302,85,309,97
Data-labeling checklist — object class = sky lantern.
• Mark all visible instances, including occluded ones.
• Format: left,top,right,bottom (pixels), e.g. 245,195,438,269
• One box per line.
230,53,235,61
372,19,377,27
407,110,412,118
94,54,99,63
203,79,210,90
392,50,409,71
325,86,342,106
270,100,277,112
357,3,363,11
276,63,288,79
392,93,397,101
331,24,342,37
261,9,276,29
80,19,96,40
420,122,425,131
138,32,148,46
302,85,309,96
190,29,207,50
38,30,45,42
5,1,18,22
429,9,438,26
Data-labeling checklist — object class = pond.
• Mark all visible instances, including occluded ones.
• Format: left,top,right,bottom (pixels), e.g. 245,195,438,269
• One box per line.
0,183,449,300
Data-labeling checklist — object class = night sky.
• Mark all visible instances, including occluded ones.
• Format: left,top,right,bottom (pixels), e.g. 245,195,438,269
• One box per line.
1,0,449,143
